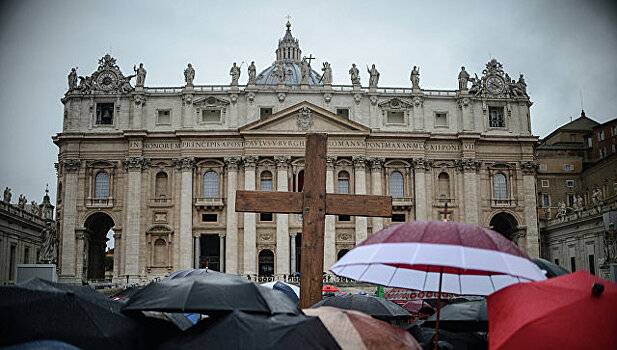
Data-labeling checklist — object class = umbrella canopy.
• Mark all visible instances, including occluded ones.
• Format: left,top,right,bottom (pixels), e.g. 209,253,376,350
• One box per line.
407,325,487,350
531,258,570,278
305,306,421,350
331,221,546,295
164,268,238,280
423,299,487,332
312,294,410,319
0,279,145,350
160,310,339,350
260,281,300,303
123,275,300,315
323,285,340,293
488,271,617,350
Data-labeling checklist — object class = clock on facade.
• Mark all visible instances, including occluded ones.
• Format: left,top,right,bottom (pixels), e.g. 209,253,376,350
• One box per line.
486,76,505,94
97,71,117,91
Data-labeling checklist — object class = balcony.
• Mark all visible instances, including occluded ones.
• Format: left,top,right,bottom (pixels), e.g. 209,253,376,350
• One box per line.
195,197,225,209
149,197,173,207
492,198,517,207
392,197,414,209
86,197,114,208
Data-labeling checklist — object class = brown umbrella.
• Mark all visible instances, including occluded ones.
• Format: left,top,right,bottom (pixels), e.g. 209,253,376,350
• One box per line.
304,306,421,350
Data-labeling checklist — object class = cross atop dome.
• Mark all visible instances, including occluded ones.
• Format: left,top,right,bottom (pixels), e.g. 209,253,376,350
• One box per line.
277,19,301,63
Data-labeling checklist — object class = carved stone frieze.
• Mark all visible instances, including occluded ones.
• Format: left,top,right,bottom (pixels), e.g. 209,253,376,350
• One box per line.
63,159,82,173
369,157,385,170
455,158,482,172
520,161,539,175
336,232,353,242
224,156,242,170
412,157,433,170
352,155,367,169
242,155,258,169
274,156,291,168
172,157,195,171
326,156,337,169
259,232,274,242
123,156,150,171
296,107,313,131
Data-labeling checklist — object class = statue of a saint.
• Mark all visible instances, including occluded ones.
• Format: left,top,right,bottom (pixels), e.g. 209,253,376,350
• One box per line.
516,74,527,94
410,66,420,89
30,201,39,216
458,66,470,91
68,68,78,90
349,63,360,86
300,58,310,85
556,201,567,219
321,62,332,85
248,61,257,85
134,63,147,87
3,187,11,203
229,62,241,85
468,73,481,95
592,188,604,211
184,63,195,86
274,62,286,84
17,194,26,209
367,64,380,88
39,222,57,264
78,76,93,93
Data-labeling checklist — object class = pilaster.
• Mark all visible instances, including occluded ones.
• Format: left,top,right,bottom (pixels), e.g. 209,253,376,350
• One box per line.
353,156,368,243
370,157,385,233
521,161,540,257
324,156,336,271
224,156,241,274
456,158,482,225
274,156,291,275
243,155,258,275
412,158,431,220
59,159,80,282
122,156,149,282
173,157,195,269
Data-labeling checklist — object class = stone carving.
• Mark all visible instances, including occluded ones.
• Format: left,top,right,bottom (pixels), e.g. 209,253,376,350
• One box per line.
229,62,241,86
468,73,481,95
18,195,26,209
184,63,195,86
259,233,273,242
509,74,528,98
455,158,481,172
224,156,242,170
353,93,362,104
296,107,313,131
63,159,81,172
602,227,617,265
68,67,78,91
466,59,529,99
133,94,146,106
173,157,195,170
134,63,147,87
413,158,433,171
273,62,286,84
352,155,367,168
321,62,332,85
39,222,57,264
248,61,257,85
520,161,539,175
592,187,604,211
274,156,292,168
412,96,423,107
337,232,353,241
370,157,385,170
123,157,150,171
242,155,258,169
326,156,337,168
277,92,286,102
3,187,11,203
457,97,470,109
410,66,420,90
30,201,39,216
323,92,332,103
367,64,380,88
556,201,567,219
458,66,470,91
573,195,585,215
300,57,310,85
74,54,134,94
349,64,360,86
247,92,256,103
369,95,378,106
182,94,193,105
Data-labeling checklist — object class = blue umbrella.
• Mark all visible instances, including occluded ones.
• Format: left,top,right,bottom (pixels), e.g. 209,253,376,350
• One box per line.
273,281,299,304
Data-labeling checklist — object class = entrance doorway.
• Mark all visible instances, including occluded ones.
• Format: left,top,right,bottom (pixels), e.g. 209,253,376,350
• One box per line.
83,212,115,281
258,249,274,276
490,212,519,241
294,233,302,273
199,235,221,271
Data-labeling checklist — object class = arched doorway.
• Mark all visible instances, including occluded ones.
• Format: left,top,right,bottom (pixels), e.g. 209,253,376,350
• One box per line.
489,212,518,241
337,249,350,260
84,212,115,281
258,249,274,276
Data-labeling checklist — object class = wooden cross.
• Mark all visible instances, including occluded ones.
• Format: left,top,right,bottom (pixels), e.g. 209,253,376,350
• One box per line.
236,133,392,308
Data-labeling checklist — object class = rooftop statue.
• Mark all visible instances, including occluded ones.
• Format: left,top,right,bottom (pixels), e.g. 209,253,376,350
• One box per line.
134,63,147,87
248,61,257,85
30,201,39,216
320,62,332,85
410,66,420,90
184,63,195,86
18,194,27,209
273,61,286,84
367,64,380,88
458,66,470,91
349,63,360,86
230,62,241,85
3,187,11,203
300,57,310,85
68,67,78,91
39,222,57,264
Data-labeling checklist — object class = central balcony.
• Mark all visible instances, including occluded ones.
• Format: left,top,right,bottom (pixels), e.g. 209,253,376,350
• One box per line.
392,197,414,209
195,197,225,210
86,197,114,208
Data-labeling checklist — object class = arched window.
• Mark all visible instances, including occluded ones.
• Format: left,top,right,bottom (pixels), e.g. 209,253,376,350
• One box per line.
260,171,273,191
494,173,508,200
438,172,450,200
258,249,274,276
94,171,110,198
389,171,404,198
203,171,219,198
338,171,350,194
153,238,167,266
155,172,168,198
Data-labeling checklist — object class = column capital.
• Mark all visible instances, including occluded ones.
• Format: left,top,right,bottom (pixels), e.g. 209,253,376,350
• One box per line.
62,159,82,173
369,157,385,170
224,156,242,171
520,160,539,175
412,157,433,170
352,155,367,169
274,156,291,169
172,157,195,171
326,156,337,169
455,158,482,172
123,156,150,171
242,155,258,169
218,233,226,238
289,232,297,238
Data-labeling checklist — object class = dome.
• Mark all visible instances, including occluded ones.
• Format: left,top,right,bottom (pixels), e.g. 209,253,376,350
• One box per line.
256,61,322,86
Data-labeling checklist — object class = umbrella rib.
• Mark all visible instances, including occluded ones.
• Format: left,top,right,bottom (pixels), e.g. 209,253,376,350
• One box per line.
181,281,197,313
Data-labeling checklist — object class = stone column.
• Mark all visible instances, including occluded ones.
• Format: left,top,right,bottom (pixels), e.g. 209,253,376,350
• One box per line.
324,156,337,271
123,156,148,282
353,156,368,243
290,232,297,273
370,157,385,233
219,233,226,272
274,156,291,275
224,156,241,274
174,157,195,270
243,156,258,275
74,229,86,281
521,161,540,257
193,236,200,268
112,230,122,281
413,158,430,220
59,159,81,282
458,159,481,225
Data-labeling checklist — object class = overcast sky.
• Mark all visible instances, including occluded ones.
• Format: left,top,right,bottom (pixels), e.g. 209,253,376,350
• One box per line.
1,0,616,204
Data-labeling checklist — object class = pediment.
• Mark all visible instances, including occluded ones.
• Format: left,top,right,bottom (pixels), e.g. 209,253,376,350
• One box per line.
240,101,369,134
378,97,413,110
193,96,230,107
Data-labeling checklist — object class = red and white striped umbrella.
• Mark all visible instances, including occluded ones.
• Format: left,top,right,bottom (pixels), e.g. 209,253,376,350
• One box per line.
331,221,546,296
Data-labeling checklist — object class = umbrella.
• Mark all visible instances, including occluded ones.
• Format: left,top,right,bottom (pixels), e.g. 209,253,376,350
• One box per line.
423,300,487,332
401,299,432,314
323,285,340,293
531,258,570,278
488,271,617,350
312,294,410,319
0,278,145,349
165,268,238,280
123,275,300,315
305,306,421,350
160,310,339,350
331,220,546,348
261,281,300,303
407,325,487,350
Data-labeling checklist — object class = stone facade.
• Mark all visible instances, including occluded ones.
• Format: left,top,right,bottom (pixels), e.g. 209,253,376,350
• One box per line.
54,23,539,284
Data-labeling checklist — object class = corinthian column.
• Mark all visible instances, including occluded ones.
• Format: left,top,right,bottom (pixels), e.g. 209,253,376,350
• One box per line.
521,161,540,258
123,156,149,282
353,156,368,243
242,156,258,275
324,156,337,271
274,156,291,275
59,159,81,282
458,158,481,225
370,157,385,233
413,158,431,220
224,156,241,274
174,157,195,269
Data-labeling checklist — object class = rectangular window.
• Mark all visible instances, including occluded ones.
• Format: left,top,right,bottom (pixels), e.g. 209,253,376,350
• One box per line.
338,215,351,222
435,112,448,127
336,108,350,119
588,254,595,275
488,106,505,127
392,214,406,222
542,194,550,207
23,247,29,264
570,256,576,272
563,164,574,172
157,110,171,125
541,179,549,188
554,258,560,266
9,245,16,280
202,213,218,222
338,179,350,194
260,213,273,222
260,107,273,119
387,111,405,124
202,109,221,123
95,103,114,125
566,180,575,188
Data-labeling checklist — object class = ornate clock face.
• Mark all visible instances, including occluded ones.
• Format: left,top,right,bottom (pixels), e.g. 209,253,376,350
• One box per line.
486,76,505,94
97,71,117,90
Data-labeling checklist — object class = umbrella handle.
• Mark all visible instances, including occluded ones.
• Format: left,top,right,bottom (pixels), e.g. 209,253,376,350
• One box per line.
433,269,443,350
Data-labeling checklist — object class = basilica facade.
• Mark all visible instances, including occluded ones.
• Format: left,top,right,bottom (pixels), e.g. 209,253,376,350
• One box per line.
54,22,539,284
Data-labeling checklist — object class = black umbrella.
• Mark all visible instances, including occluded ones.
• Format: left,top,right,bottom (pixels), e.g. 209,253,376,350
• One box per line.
423,300,487,332
532,258,570,278
160,310,341,350
0,278,146,350
312,294,410,319
407,324,487,350
164,268,240,280
123,275,300,315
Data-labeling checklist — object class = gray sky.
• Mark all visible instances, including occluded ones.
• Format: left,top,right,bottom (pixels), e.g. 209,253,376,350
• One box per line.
1,0,616,204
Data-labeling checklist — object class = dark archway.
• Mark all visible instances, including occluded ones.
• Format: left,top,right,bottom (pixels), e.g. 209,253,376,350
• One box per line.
84,212,114,281
258,249,274,276
199,234,221,271
489,212,518,241
337,249,350,260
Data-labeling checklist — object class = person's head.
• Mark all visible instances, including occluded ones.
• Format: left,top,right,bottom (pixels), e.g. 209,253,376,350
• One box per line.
461,66,465,70
188,63,192,68
139,63,143,68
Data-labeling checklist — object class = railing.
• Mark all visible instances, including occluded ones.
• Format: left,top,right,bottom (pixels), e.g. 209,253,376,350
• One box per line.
491,198,516,207
246,274,358,284
392,197,414,207
143,87,183,94
149,197,172,206
194,197,225,208
0,201,46,226
86,197,113,208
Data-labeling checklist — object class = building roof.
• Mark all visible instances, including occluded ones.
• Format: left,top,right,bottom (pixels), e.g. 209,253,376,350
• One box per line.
540,110,599,144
